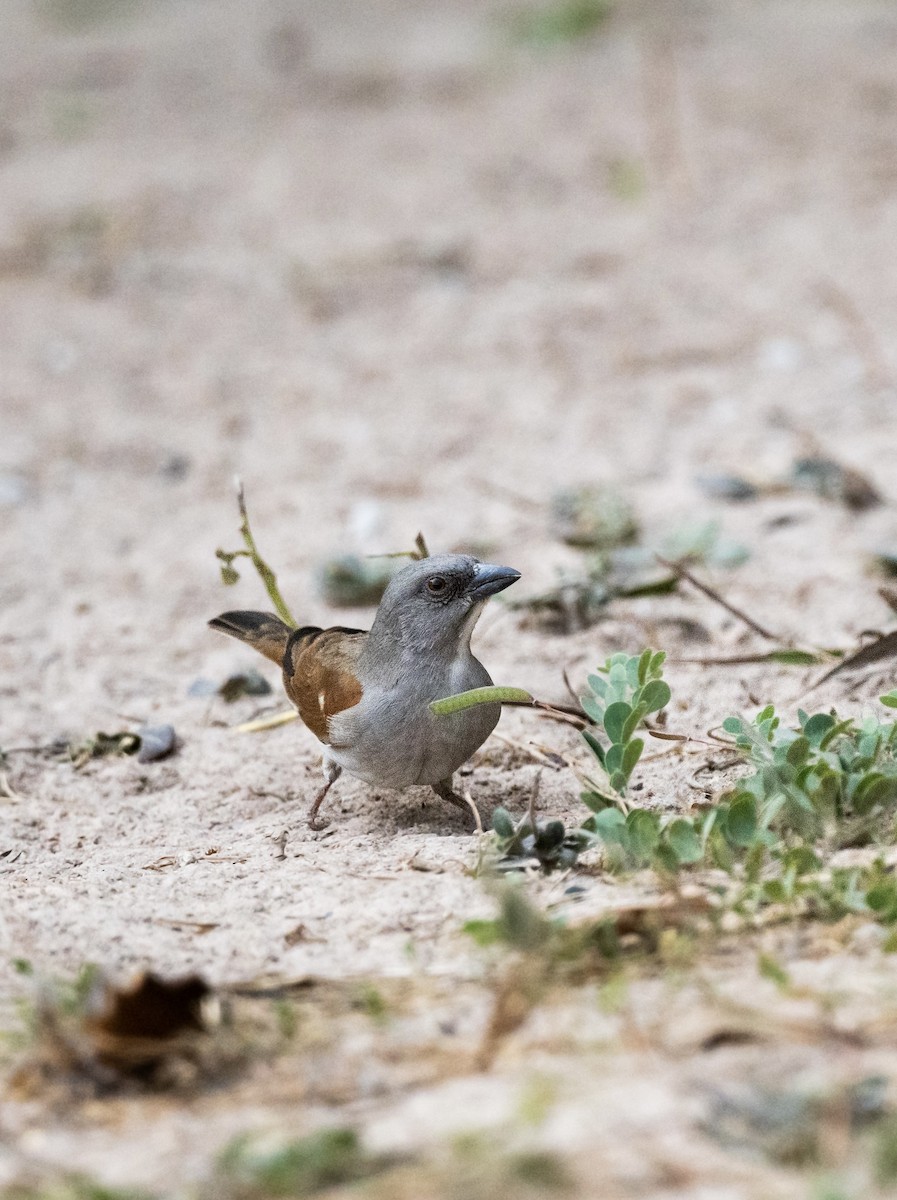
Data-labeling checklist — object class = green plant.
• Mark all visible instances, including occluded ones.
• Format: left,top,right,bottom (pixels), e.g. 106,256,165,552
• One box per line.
580,649,671,796
481,651,702,875
491,807,589,874
2,1179,154,1200
511,0,612,46
580,681,897,924
211,1128,390,1198
720,702,897,851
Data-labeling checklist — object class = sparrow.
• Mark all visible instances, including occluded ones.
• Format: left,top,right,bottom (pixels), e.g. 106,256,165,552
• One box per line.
209,554,520,829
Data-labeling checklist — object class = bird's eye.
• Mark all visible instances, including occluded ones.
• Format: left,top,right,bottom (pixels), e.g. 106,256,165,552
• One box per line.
426,575,448,594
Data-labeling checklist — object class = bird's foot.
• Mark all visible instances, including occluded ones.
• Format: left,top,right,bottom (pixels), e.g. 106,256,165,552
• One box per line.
308,765,340,831
432,778,482,832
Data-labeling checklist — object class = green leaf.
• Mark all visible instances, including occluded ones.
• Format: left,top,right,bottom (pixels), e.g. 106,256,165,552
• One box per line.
535,821,567,852
803,712,836,746
865,882,897,916
603,701,632,744
492,807,515,839
649,650,667,676
853,774,897,815
758,952,790,989
664,819,703,864
725,793,758,847
605,743,625,775
626,809,660,858
586,673,608,698
608,662,629,693
609,770,628,793
881,690,897,710
652,842,680,873
463,919,501,946
580,790,613,813
637,648,653,686
767,649,823,666
581,695,605,724
620,702,648,744
722,716,744,736
820,718,856,751
582,731,606,766
616,576,678,599
429,686,533,716
593,807,627,845
777,846,821,876
785,736,810,767
636,679,671,715
624,655,641,688
622,737,644,778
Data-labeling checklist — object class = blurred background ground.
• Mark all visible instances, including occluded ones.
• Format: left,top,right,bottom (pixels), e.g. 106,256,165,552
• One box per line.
2,0,897,1195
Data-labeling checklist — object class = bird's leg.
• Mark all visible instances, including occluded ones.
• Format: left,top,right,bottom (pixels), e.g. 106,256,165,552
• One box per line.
432,777,481,831
308,758,342,831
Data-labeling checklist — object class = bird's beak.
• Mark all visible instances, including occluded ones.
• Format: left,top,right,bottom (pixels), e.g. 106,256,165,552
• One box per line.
467,562,521,601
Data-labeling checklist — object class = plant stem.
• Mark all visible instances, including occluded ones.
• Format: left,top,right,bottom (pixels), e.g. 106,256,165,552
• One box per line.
235,478,297,626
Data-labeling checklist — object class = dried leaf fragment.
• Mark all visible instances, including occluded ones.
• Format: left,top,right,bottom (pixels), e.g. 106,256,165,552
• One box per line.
87,971,210,1042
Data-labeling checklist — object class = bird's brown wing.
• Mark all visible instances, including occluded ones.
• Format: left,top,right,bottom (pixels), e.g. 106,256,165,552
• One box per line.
282,626,367,743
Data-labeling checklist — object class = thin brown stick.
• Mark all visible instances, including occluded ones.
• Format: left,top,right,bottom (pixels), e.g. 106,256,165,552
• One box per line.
655,556,781,641
672,652,823,667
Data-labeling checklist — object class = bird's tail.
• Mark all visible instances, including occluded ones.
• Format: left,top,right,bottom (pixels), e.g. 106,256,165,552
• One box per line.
208,611,293,665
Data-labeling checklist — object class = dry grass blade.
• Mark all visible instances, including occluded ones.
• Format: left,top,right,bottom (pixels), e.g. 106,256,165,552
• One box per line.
879,587,897,616
0,771,23,800
491,731,567,769
674,650,826,667
235,708,299,734
152,918,219,934
461,788,484,836
375,531,433,560
808,628,897,690
656,555,781,641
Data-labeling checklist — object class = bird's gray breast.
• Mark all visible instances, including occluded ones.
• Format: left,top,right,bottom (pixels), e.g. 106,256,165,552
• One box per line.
327,654,498,789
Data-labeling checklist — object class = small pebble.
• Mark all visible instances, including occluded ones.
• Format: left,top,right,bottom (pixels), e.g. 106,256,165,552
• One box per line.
0,473,28,507
695,472,758,502
187,678,218,697
219,670,272,702
136,724,177,763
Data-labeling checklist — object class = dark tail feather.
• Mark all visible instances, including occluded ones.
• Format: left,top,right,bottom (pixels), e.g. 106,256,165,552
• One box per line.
208,611,294,665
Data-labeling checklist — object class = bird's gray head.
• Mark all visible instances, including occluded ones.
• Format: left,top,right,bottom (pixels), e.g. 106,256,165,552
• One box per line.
369,553,520,658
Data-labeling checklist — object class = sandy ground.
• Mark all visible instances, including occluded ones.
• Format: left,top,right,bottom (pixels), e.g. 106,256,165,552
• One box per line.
2,0,897,1194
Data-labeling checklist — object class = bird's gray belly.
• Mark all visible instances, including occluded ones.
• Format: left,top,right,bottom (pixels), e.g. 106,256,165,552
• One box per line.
326,664,499,789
